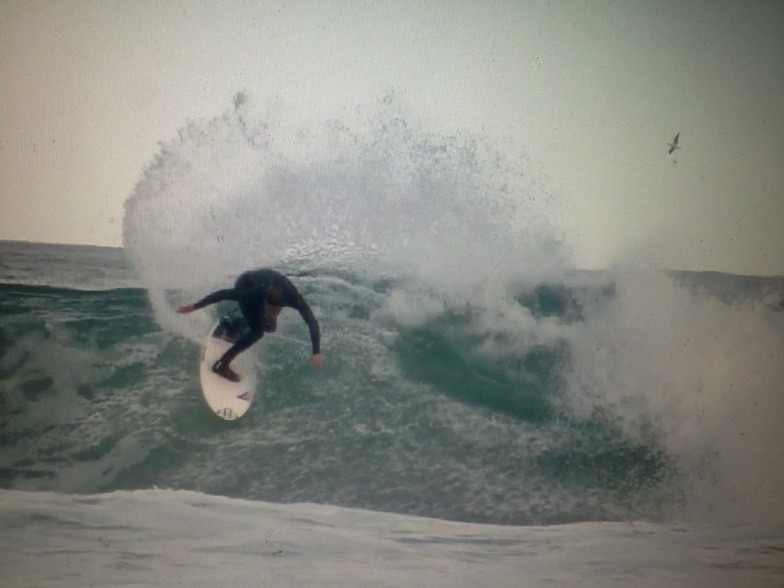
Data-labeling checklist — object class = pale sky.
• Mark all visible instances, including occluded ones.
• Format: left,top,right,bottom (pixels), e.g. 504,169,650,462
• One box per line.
1,0,783,274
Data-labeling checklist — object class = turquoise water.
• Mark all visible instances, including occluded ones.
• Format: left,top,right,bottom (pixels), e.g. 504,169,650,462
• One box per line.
0,254,658,525
2,241,782,528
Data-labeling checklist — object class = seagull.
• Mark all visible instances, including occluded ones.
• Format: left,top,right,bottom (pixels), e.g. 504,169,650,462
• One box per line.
667,133,680,155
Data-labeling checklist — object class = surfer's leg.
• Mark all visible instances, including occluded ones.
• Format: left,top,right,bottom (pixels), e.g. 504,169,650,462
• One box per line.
212,328,262,382
212,298,263,381
220,328,263,362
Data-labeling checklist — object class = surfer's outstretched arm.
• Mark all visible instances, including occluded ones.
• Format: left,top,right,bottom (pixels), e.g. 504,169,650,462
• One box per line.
177,288,238,313
293,300,322,369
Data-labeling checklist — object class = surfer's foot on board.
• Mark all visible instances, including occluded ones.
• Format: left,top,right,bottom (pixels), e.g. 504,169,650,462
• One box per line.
212,360,240,382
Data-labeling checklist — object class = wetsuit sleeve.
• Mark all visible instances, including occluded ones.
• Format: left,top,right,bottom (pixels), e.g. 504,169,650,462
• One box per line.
192,288,239,310
294,300,321,355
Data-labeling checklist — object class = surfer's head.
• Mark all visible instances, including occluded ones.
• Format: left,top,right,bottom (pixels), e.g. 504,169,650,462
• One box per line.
264,287,284,326
266,287,284,308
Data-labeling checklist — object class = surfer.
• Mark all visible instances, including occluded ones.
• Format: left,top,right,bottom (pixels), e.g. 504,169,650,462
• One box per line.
177,269,322,381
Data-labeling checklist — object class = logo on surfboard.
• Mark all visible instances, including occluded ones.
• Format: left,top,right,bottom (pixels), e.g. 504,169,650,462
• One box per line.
215,407,236,419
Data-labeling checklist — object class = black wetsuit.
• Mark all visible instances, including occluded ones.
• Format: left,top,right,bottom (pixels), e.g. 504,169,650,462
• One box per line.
193,269,320,362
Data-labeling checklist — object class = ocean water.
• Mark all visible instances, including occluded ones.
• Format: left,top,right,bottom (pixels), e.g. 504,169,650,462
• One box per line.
2,101,784,586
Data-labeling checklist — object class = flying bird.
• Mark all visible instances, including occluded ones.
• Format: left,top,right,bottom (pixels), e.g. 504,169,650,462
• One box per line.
667,133,680,155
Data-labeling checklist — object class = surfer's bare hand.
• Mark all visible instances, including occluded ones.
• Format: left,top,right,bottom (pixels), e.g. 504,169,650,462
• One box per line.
310,354,323,370
177,304,196,314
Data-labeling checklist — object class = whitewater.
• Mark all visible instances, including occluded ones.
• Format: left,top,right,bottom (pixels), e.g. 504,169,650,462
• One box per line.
2,98,783,586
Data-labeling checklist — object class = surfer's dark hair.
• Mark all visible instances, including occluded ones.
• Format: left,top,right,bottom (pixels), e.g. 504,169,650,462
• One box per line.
266,287,284,307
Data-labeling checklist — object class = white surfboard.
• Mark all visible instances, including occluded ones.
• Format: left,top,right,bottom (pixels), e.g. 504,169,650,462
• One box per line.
199,317,257,420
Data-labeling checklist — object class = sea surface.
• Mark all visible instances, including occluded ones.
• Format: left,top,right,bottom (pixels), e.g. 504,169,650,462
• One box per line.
2,102,784,586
